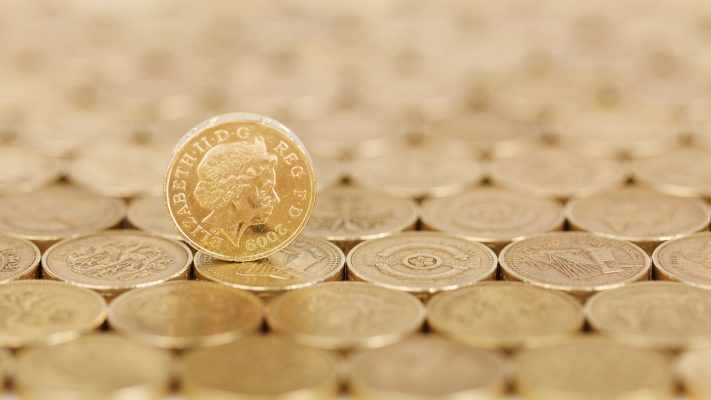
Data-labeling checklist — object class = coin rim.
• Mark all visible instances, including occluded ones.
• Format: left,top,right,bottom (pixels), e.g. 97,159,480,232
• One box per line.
0,234,41,283
632,148,711,199
652,232,711,289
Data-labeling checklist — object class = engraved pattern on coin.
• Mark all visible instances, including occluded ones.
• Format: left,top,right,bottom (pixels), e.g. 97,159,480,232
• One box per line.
0,234,40,282
127,196,182,241
653,232,711,288
427,282,583,349
633,148,711,198
266,282,425,350
347,232,496,294
500,232,650,295
585,282,711,348
165,113,315,262
195,236,344,293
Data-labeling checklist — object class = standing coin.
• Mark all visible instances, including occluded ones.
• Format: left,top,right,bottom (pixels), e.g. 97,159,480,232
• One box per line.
427,282,583,349
195,235,344,300
108,281,263,349
165,113,316,262
305,187,418,254
42,230,191,300
15,334,172,400
350,336,505,400
0,185,125,250
0,145,62,194
421,188,564,253
266,282,425,350
127,196,183,241
347,232,497,299
566,188,711,254
632,148,711,199
515,337,674,400
0,234,41,282
678,345,711,400
653,232,711,288
499,232,650,298
585,281,711,350
0,280,107,348
182,336,340,400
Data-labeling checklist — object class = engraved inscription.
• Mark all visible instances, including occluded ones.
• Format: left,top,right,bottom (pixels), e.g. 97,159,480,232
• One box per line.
0,249,20,273
520,247,635,280
0,289,74,330
66,240,172,281
365,243,477,280
309,195,396,232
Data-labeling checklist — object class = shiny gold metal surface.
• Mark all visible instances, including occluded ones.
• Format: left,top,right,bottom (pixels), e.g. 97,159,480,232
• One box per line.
652,232,711,289
165,113,316,262
0,234,41,282
127,196,183,241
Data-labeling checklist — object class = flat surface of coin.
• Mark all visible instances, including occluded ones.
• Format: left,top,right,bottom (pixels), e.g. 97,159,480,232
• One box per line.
0,234,41,282
350,147,482,199
165,112,316,262
632,148,711,198
108,281,263,349
566,188,711,253
0,185,125,247
15,334,172,400
585,281,711,349
195,235,344,297
515,337,673,400
499,232,650,297
42,230,192,298
306,187,418,252
0,280,107,348
182,336,339,399
421,188,564,251
0,145,62,194
427,282,584,349
653,233,711,288
266,282,425,350
347,232,497,297
678,346,711,400
350,336,505,399
127,196,183,241
489,148,627,200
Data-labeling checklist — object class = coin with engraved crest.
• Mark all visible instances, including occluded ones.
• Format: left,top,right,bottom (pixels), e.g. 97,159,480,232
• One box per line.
127,196,183,241
421,188,564,252
585,281,711,349
0,185,125,249
632,148,711,198
347,232,497,298
42,230,192,299
427,282,583,349
350,336,505,399
165,113,316,262
0,234,41,282
489,147,627,200
108,281,263,349
679,345,711,400
0,145,62,194
566,188,711,254
499,232,650,297
306,187,418,253
515,337,673,400
265,282,425,350
16,334,172,400
653,233,711,289
182,336,340,399
0,280,107,348
195,235,344,299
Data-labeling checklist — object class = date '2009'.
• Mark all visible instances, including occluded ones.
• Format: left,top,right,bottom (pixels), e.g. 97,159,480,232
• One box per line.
246,224,288,252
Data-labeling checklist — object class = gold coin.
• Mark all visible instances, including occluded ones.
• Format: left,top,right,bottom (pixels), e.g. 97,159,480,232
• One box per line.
515,336,674,400
0,185,125,250
194,235,344,299
489,148,627,200
305,187,418,253
632,148,711,198
127,196,183,241
350,335,505,399
678,345,711,400
499,232,650,298
653,232,711,288
421,188,564,253
42,230,191,299
265,282,425,350
108,281,263,349
165,113,316,262
69,141,169,198
313,155,342,191
565,188,711,254
182,335,340,399
347,232,497,298
351,147,482,199
585,281,711,350
0,280,107,348
0,234,41,282
427,282,583,349
0,348,10,391
0,145,62,194
15,334,172,400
